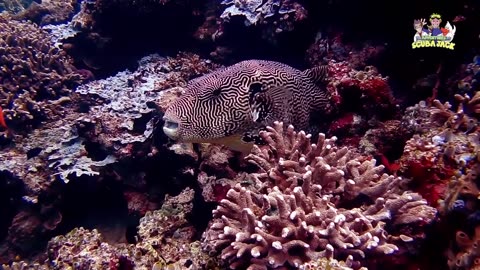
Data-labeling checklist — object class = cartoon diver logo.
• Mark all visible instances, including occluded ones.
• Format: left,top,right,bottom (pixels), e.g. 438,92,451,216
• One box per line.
412,13,456,50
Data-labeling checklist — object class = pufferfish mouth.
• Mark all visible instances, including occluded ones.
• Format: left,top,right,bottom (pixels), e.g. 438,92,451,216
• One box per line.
162,117,180,140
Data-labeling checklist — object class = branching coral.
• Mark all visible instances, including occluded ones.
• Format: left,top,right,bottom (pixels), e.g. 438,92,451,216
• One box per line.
203,122,436,269
392,88,480,270
400,92,480,207
0,14,83,129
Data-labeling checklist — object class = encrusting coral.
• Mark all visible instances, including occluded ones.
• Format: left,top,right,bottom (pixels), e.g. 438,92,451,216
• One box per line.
2,188,218,270
0,13,83,129
202,122,436,269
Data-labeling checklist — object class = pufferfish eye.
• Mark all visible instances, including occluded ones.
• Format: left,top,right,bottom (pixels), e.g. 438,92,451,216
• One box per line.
212,88,222,96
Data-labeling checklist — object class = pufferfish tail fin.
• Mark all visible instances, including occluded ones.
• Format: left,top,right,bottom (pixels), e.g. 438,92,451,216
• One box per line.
302,65,329,85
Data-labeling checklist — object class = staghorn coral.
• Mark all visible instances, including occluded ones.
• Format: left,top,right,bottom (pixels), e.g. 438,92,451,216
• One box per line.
430,93,480,133
0,14,83,129
203,122,436,269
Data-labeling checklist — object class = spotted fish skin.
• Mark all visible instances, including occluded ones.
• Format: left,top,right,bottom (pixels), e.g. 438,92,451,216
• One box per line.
162,60,331,147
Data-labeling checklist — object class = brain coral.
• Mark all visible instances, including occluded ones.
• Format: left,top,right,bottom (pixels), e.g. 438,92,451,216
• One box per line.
0,14,83,129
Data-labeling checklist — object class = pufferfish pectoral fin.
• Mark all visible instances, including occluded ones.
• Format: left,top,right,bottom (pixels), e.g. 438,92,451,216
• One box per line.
248,84,291,124
207,134,254,154
302,65,329,85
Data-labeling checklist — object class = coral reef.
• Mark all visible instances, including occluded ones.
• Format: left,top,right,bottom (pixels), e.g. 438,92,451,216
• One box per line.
0,114,115,201
326,61,397,117
0,14,83,129
219,0,308,41
48,227,136,270
306,33,385,70
0,52,216,262
448,223,480,270
203,122,436,269
399,92,480,207
2,188,217,270
321,60,399,151
447,55,480,97
75,52,218,158
391,91,480,269
12,0,77,25
0,115,114,260
0,0,30,13
0,1,479,269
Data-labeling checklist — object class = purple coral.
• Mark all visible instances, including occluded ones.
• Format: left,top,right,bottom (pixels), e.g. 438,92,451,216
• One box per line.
203,122,436,269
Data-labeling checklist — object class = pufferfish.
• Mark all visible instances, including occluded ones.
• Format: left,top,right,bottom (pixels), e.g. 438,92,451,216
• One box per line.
162,60,332,153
